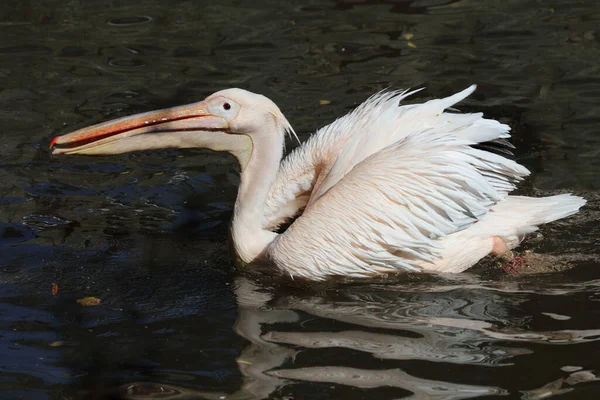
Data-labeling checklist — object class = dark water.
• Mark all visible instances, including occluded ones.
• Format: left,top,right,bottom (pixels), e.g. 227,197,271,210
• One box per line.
1,0,600,398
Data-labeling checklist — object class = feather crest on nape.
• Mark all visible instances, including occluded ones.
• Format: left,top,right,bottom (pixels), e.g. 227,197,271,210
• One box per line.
281,113,299,145
269,109,299,152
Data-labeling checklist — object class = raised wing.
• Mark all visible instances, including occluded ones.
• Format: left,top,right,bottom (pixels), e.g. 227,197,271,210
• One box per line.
263,88,424,230
263,85,515,230
267,115,529,280
305,85,517,205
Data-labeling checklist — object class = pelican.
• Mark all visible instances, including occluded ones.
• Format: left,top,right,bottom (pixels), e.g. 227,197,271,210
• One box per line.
50,85,585,280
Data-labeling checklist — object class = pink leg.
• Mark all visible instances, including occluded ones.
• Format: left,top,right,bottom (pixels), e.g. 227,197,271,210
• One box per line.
490,236,526,275
490,236,510,255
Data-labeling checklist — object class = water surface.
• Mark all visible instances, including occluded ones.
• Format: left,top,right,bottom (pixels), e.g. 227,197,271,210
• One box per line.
1,0,600,399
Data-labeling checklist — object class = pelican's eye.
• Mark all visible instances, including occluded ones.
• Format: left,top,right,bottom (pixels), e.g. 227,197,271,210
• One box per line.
223,102,231,111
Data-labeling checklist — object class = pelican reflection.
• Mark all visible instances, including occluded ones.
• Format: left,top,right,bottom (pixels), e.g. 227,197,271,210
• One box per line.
112,276,600,400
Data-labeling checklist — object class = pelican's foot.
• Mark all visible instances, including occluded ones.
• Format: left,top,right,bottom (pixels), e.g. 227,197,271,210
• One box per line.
500,251,528,275
496,250,573,275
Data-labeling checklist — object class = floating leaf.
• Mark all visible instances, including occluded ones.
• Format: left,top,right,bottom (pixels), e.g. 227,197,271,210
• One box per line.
402,33,414,40
52,283,58,296
407,42,417,48
49,341,64,347
319,99,331,105
76,297,101,306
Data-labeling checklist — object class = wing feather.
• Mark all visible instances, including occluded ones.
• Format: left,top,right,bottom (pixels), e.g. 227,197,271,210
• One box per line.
263,85,526,264
263,85,520,231
262,88,423,229
267,127,529,280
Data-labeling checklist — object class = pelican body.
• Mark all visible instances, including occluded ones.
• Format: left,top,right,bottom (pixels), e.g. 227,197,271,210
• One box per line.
51,86,585,280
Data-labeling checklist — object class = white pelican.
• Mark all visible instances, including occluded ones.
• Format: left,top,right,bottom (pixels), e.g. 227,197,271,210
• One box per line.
50,85,585,280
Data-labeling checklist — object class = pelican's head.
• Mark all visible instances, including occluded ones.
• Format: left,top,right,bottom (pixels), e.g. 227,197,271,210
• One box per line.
50,88,294,168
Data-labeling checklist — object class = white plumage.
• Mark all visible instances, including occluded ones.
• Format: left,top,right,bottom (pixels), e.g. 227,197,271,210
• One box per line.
51,85,586,280
265,85,583,279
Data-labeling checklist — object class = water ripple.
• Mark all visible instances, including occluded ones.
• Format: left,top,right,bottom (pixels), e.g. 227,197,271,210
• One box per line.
107,16,153,27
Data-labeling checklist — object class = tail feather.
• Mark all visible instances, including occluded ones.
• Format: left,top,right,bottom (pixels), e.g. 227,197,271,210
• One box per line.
505,194,586,226
487,194,586,248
